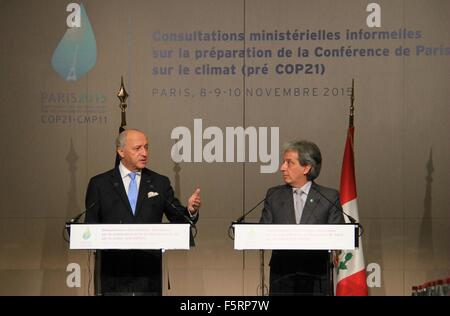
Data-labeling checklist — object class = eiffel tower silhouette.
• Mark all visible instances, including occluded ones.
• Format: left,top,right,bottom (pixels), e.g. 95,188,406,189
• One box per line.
66,44,79,81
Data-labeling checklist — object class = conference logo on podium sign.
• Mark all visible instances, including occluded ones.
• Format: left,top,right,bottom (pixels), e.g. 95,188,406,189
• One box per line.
82,227,92,240
41,3,107,126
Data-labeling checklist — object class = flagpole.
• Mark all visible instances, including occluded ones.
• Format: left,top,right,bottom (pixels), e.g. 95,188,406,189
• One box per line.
336,79,368,296
115,77,129,166
349,78,354,128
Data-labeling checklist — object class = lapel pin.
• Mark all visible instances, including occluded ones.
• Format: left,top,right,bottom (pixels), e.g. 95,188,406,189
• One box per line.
310,198,314,203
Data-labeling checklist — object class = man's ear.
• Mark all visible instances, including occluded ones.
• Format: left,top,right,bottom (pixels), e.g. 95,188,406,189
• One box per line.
117,148,125,159
303,164,312,175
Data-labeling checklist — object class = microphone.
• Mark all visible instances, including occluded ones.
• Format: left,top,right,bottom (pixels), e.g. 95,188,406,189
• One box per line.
309,185,357,224
148,183,197,233
309,185,363,238
228,185,284,239
63,201,98,241
234,198,265,225
234,185,286,224
68,201,97,224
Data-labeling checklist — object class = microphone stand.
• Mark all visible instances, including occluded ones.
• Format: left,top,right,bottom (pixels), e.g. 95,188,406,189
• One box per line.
227,196,269,296
228,196,268,296
257,249,269,296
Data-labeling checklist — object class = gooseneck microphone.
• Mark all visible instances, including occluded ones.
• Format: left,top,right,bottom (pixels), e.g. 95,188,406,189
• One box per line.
309,185,363,237
234,197,266,224
71,201,97,223
148,183,198,239
228,185,285,239
63,201,98,242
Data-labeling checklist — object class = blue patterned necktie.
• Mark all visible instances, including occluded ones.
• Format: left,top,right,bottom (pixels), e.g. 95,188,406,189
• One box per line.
128,172,138,215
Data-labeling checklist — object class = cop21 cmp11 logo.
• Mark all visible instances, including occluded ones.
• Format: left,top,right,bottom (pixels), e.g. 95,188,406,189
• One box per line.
51,3,96,81
42,3,107,125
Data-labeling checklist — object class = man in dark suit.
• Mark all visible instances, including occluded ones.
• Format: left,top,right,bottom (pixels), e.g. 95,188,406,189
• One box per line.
259,140,344,296
85,129,201,296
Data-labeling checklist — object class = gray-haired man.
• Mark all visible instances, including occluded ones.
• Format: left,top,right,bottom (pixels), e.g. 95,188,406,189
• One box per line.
260,140,344,296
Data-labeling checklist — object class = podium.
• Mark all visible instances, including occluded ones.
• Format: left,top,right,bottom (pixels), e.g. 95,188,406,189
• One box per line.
70,223,190,295
233,223,358,295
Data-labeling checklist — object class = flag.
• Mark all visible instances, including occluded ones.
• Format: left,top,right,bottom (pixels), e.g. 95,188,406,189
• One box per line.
335,125,369,296
114,125,125,166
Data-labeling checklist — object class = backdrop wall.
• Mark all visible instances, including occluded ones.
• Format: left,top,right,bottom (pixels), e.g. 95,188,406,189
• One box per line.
0,0,449,295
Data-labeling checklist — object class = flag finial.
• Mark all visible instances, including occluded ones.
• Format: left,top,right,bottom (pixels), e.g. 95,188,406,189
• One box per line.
117,76,129,109
117,76,129,130
349,79,355,128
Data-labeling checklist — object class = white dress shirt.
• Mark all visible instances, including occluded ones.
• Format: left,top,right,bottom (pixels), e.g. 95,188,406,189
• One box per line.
118,162,142,194
292,181,311,206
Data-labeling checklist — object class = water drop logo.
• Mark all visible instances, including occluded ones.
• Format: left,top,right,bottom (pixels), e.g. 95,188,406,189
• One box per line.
51,3,97,81
82,227,91,240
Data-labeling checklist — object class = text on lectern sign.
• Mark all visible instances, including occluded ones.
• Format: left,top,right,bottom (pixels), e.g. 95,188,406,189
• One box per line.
70,224,190,250
234,224,356,250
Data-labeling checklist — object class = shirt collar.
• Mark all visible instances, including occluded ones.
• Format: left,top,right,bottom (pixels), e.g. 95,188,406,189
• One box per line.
119,161,142,179
292,181,312,195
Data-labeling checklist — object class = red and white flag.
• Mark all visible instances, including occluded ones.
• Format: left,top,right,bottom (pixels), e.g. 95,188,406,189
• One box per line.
335,126,369,296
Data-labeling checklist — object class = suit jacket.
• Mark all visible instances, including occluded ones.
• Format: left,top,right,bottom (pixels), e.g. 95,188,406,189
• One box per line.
84,167,198,295
259,182,344,276
85,167,196,224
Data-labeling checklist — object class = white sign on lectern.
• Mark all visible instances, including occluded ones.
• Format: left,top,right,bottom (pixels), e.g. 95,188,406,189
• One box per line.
70,224,190,250
234,224,356,250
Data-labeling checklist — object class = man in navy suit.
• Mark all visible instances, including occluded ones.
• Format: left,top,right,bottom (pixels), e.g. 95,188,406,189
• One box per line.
85,129,201,295
259,140,344,296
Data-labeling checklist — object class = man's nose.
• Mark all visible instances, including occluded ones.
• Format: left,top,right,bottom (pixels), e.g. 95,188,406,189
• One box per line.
280,162,287,171
140,148,148,156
